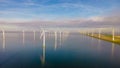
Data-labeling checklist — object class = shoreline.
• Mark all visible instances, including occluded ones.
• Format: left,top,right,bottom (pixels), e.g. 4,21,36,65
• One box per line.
86,34,120,45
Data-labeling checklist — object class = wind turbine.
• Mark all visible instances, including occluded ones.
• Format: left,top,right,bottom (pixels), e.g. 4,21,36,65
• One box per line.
2,30,5,50
98,28,101,38
22,30,25,45
112,28,115,41
0,26,6,50
59,31,62,45
33,30,36,40
40,29,46,65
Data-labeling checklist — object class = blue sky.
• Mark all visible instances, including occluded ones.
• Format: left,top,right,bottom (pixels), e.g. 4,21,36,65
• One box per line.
0,0,120,28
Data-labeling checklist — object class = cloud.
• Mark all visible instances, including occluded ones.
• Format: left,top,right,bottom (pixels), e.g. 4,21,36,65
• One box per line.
0,0,105,12
0,0,107,23
0,0,120,29
0,8,120,28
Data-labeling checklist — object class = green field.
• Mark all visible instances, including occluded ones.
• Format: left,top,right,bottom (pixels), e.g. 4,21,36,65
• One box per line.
87,34,120,45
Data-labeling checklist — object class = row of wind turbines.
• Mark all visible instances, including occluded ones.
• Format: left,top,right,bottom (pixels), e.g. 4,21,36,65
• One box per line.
80,28,120,41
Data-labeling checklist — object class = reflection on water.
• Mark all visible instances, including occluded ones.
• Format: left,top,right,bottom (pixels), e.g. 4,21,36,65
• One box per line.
61,31,69,44
59,31,62,45
22,30,25,45
0,31,120,68
111,43,115,58
97,39,101,52
54,31,57,50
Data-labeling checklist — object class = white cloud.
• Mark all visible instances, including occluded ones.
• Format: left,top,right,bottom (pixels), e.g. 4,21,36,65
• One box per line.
0,0,120,28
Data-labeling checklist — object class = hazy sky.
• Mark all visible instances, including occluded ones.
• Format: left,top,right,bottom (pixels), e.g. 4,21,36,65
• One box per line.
0,0,120,28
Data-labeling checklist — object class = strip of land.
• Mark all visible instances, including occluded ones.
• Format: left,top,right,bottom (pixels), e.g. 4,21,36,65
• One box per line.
87,34,120,45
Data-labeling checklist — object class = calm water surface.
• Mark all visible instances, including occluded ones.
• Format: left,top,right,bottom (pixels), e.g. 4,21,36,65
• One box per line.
0,32,120,68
